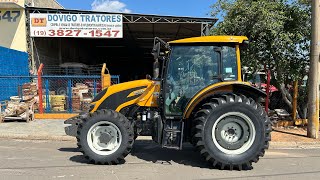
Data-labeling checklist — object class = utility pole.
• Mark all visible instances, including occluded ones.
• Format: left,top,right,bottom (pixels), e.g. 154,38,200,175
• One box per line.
307,0,320,139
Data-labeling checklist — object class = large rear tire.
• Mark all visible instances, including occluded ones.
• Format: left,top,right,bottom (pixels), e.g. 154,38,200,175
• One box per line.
77,109,134,164
192,94,271,170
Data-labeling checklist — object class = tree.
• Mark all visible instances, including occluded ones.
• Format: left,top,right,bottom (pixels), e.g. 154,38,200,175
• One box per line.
211,0,311,118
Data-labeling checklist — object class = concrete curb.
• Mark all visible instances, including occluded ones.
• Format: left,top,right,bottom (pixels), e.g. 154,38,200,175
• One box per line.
0,134,76,142
269,141,320,149
1,134,320,149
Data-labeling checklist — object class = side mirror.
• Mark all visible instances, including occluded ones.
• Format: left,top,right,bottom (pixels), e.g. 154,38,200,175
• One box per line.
242,40,249,49
146,74,152,80
151,42,161,60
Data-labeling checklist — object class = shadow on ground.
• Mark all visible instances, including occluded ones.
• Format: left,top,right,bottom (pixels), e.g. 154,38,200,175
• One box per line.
1,120,30,123
58,147,79,152
65,139,212,169
273,129,307,138
131,140,212,169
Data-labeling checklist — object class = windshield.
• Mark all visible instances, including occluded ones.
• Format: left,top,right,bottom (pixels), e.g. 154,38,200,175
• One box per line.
165,45,237,116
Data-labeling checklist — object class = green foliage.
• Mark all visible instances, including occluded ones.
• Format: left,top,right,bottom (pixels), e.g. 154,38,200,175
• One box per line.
211,0,311,84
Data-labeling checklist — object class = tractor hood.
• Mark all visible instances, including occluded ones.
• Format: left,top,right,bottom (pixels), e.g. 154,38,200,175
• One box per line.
90,79,160,113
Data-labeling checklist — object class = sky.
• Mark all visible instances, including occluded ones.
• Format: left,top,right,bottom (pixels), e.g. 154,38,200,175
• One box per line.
56,0,215,18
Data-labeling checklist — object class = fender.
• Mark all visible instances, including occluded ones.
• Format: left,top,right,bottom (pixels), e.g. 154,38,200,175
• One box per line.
183,82,266,119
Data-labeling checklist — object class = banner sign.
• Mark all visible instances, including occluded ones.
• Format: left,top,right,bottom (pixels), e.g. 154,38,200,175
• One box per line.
29,13,123,38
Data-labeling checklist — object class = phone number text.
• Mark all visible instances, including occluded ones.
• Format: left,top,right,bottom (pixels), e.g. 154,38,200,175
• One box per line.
32,29,121,37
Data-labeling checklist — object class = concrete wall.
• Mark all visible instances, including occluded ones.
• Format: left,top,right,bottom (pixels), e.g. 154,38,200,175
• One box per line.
0,0,29,100
25,0,63,9
0,1,27,51
0,0,62,52
0,0,24,8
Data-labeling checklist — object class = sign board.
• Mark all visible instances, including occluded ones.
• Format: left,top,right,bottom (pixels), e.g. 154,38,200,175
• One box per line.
29,13,123,38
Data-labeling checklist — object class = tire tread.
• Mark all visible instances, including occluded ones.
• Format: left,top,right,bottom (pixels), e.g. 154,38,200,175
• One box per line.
191,94,271,170
76,109,134,165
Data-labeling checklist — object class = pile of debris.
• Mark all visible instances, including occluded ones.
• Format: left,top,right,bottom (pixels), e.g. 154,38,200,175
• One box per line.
269,109,291,123
72,83,92,112
22,83,37,101
0,82,37,123
268,109,310,127
0,96,35,123
38,83,93,112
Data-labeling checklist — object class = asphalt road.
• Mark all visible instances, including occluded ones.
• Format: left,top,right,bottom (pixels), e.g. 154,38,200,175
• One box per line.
0,139,319,180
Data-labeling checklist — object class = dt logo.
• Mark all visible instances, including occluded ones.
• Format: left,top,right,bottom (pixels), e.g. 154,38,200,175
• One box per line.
31,18,47,27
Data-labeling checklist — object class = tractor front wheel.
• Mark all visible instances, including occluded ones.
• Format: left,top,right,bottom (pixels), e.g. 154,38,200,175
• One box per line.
192,94,271,170
77,109,134,164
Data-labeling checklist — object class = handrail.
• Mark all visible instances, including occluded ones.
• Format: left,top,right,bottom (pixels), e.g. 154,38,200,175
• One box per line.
37,63,44,114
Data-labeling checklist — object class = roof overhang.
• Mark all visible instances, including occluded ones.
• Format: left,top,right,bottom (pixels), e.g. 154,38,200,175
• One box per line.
0,0,24,8
26,7,219,68
26,7,217,39
169,36,249,44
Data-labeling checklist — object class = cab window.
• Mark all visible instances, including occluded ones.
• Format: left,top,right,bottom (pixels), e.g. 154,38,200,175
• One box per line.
222,46,237,80
164,45,237,116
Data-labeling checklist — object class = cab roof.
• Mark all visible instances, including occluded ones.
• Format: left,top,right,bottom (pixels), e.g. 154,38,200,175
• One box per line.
169,36,248,44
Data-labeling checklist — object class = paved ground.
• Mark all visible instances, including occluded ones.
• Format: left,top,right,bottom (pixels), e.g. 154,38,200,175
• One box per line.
1,120,320,149
0,119,71,141
0,139,319,180
0,120,65,136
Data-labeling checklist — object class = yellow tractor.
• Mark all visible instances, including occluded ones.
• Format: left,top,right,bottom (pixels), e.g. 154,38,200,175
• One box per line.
65,36,271,170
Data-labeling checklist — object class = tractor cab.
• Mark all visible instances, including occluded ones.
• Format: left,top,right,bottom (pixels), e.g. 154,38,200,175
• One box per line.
152,36,248,117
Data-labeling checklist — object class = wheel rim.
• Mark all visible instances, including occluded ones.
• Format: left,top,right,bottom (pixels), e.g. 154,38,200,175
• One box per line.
212,112,256,155
87,121,122,156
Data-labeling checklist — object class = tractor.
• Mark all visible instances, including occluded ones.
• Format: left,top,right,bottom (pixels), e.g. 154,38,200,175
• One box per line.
64,36,271,170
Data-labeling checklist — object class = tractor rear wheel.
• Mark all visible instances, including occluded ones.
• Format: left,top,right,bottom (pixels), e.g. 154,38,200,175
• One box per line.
77,109,134,164
192,94,271,170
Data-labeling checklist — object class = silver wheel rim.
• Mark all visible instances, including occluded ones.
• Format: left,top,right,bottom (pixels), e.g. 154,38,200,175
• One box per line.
87,121,122,156
212,112,256,155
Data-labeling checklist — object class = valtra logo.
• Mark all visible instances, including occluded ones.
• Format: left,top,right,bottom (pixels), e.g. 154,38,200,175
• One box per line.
31,17,47,27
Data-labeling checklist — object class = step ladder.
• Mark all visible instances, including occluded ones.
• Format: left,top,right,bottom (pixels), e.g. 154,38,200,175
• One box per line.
162,119,184,150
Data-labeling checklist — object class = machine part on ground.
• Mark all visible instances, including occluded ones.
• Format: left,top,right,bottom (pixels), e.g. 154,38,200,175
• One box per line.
65,36,271,170
0,96,36,123
76,109,134,164
192,94,271,170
